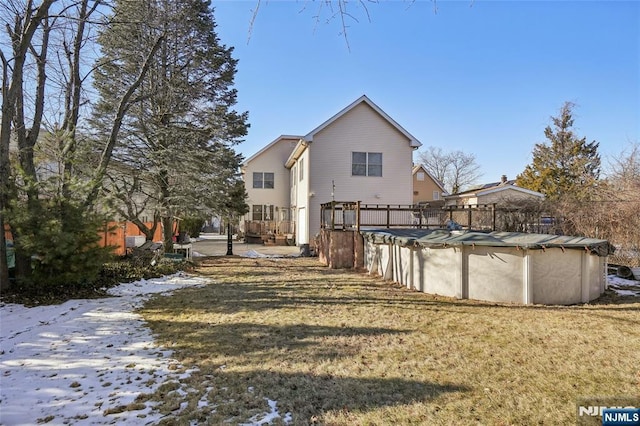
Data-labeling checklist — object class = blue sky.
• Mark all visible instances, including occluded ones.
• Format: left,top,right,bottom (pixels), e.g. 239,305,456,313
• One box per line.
213,0,639,184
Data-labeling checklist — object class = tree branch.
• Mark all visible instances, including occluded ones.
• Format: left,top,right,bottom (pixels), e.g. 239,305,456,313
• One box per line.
84,34,165,209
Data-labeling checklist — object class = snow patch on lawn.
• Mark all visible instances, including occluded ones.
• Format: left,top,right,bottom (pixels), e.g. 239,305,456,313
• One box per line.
0,273,289,425
1,269,635,425
608,274,640,297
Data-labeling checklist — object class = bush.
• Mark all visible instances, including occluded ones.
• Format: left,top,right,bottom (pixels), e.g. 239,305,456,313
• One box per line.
180,216,206,238
96,258,192,288
7,198,114,293
2,258,192,306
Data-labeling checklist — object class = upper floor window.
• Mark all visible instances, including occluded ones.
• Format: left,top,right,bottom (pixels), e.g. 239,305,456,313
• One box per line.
417,172,425,181
433,191,440,200
253,172,274,189
352,152,382,177
299,158,304,182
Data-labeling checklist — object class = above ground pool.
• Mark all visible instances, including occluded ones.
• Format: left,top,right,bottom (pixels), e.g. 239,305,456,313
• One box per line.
360,229,614,305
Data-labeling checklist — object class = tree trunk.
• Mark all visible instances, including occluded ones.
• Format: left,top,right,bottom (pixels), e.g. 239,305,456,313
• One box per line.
0,0,56,287
10,225,32,283
130,217,158,242
0,216,9,291
162,216,175,250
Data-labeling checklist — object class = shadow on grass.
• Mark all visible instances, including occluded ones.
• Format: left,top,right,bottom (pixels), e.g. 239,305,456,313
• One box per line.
145,318,410,360
183,257,640,335
164,277,640,324
193,368,470,424
156,280,446,317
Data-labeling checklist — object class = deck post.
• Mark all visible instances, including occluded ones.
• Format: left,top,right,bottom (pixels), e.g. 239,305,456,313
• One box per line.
492,203,497,231
386,204,391,228
331,202,335,230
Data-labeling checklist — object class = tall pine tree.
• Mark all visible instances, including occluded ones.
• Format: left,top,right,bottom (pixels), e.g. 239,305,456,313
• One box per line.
516,102,601,201
92,0,248,246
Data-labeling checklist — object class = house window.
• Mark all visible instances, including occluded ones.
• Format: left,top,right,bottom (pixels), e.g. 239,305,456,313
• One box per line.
417,172,425,181
253,172,274,189
433,191,440,200
352,152,382,177
252,205,262,221
299,158,304,182
252,204,274,221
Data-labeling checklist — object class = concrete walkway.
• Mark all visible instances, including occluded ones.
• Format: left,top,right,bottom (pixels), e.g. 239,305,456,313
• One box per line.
191,234,301,257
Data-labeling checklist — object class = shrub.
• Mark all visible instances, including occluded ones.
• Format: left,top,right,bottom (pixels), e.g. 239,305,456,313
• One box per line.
96,258,192,288
180,216,206,238
7,198,114,292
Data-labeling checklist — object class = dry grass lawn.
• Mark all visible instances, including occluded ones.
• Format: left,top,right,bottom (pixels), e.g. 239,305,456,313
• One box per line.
139,257,640,425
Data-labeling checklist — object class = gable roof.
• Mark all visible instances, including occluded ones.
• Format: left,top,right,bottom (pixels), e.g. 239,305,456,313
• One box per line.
285,138,309,169
242,135,302,167
412,164,447,194
303,95,422,148
447,180,544,199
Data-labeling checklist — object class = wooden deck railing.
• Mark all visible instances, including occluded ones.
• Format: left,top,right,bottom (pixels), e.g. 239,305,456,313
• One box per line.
320,201,559,234
244,220,295,236
320,201,499,231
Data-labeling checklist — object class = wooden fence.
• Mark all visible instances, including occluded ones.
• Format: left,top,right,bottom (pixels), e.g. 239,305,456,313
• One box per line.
5,221,167,257
100,222,167,255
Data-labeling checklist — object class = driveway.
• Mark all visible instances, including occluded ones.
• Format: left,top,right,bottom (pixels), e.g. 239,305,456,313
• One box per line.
191,234,301,257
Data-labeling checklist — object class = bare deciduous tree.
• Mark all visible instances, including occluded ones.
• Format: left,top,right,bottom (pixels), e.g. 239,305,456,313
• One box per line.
603,142,640,265
0,0,165,289
249,0,440,51
539,142,640,266
607,142,640,193
0,0,56,290
417,145,482,194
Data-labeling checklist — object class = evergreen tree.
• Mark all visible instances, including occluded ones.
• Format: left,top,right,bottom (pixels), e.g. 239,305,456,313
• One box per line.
92,0,248,246
516,102,601,201
1,1,121,291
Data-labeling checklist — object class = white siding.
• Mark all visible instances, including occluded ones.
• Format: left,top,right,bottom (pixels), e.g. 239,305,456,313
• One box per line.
292,147,311,243
242,137,298,224
307,102,415,238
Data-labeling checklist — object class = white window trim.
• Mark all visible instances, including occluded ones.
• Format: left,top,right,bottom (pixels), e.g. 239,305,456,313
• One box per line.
352,151,383,177
253,172,274,189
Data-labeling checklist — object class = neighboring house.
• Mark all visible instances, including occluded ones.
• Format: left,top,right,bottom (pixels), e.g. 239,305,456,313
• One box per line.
241,95,422,247
444,175,545,207
412,164,447,205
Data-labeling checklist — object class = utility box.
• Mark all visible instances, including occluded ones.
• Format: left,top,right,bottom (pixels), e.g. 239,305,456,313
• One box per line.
125,236,146,248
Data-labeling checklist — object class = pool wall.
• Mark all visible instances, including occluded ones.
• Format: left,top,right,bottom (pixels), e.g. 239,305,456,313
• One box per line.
320,228,611,305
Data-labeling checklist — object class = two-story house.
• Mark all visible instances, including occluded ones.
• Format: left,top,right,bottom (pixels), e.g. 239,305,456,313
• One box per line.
242,95,422,248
